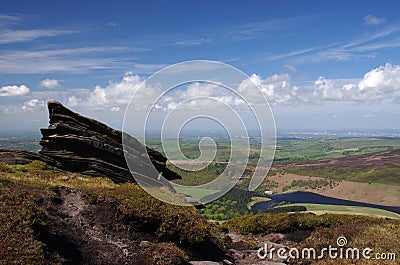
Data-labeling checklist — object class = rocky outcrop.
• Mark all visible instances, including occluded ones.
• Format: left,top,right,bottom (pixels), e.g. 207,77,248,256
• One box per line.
0,149,59,166
37,100,180,183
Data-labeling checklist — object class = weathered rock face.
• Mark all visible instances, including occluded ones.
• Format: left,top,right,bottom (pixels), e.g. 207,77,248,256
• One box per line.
0,149,59,166
39,100,180,183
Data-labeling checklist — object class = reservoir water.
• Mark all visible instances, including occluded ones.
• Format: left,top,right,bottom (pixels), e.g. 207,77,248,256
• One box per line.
252,191,400,214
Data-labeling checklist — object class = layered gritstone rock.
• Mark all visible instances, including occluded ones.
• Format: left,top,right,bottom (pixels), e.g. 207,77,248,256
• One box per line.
36,100,180,184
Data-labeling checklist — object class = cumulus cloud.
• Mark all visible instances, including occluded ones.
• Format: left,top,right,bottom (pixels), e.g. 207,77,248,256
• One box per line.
0,84,30,96
358,63,400,90
163,82,247,111
57,63,400,114
68,72,251,113
260,73,296,104
39,79,60,89
312,63,400,102
86,72,145,109
236,63,400,105
22,99,45,111
239,73,299,105
67,72,153,111
364,15,386,25
357,63,400,100
66,96,82,107
312,76,344,100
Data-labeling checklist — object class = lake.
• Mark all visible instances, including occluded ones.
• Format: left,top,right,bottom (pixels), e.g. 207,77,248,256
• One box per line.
252,191,400,214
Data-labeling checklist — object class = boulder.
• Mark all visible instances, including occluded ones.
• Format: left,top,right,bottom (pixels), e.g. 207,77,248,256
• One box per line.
37,100,180,183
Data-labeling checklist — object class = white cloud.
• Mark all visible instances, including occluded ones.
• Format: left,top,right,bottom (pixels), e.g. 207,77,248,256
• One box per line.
162,61,226,74
0,15,21,23
352,40,400,52
181,82,219,98
343,26,400,49
143,72,295,112
358,63,400,90
228,19,293,41
175,38,211,46
0,14,77,44
364,15,386,25
0,29,78,44
163,82,247,111
357,63,400,100
86,72,144,107
284,64,296,72
66,96,82,107
264,46,326,62
239,73,298,105
313,76,343,100
312,63,400,102
22,99,45,111
0,84,30,96
39,79,60,89
70,74,250,113
194,63,399,106
363,113,380,118
0,46,143,74
265,25,400,65
0,105,20,114
34,63,400,116
132,63,168,74
69,72,156,111
237,63,400,105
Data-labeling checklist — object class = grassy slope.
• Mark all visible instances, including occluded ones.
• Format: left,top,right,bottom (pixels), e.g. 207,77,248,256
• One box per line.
0,162,221,264
223,212,400,265
282,165,400,185
278,203,400,219
173,186,220,200
0,181,62,265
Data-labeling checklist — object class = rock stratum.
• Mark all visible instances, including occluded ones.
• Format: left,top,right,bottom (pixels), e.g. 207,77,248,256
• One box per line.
5,100,180,184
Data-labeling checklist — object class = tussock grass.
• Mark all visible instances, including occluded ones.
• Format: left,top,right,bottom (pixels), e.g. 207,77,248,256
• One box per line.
0,182,63,264
224,212,400,265
0,162,221,264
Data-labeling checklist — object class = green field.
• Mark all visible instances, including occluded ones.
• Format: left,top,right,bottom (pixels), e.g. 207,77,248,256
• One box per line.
283,163,400,185
274,137,400,162
145,138,233,162
147,137,400,165
247,196,271,208
122,137,400,220
173,186,220,200
147,137,400,188
279,203,400,219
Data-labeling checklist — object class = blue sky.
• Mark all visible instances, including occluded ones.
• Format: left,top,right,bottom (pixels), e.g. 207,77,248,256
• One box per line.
0,0,400,132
